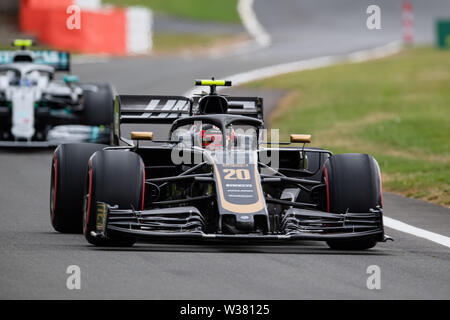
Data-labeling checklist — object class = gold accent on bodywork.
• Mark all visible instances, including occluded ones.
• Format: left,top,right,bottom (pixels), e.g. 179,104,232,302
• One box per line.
210,158,265,214
130,131,153,140
290,134,311,143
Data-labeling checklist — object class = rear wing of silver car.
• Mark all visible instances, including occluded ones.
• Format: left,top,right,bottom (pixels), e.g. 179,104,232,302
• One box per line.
0,50,71,71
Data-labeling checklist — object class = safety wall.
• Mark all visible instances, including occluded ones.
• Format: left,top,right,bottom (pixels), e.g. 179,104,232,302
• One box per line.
19,0,152,55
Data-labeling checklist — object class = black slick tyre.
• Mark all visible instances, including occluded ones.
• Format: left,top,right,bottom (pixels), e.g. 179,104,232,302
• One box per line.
322,153,382,250
83,150,145,247
50,143,107,233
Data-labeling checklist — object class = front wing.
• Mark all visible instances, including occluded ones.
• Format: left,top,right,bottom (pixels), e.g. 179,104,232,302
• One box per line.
91,202,389,243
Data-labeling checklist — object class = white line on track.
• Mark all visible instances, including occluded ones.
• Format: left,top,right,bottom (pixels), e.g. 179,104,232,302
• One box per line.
184,41,402,96
384,217,450,248
228,41,402,85
238,0,271,48
202,0,272,60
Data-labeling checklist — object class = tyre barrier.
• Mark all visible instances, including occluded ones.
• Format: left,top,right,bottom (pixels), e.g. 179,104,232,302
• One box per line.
19,0,152,55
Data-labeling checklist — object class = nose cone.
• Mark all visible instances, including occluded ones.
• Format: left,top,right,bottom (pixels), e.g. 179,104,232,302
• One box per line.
234,214,255,231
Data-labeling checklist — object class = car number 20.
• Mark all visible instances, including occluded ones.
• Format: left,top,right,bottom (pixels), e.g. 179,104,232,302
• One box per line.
223,168,250,180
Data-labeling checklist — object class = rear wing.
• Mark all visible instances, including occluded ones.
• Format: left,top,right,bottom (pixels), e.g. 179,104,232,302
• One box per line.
116,95,263,124
116,95,192,123
113,94,264,144
113,95,193,143
0,50,70,71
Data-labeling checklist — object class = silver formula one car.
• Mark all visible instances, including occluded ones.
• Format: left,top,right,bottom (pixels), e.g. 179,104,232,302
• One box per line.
50,79,391,250
0,40,112,147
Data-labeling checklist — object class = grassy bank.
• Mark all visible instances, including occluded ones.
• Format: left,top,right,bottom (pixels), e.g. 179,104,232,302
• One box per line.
104,0,240,23
245,47,450,206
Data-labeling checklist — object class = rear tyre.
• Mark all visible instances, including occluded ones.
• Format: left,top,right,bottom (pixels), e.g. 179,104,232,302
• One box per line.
83,150,145,247
322,153,382,250
83,83,114,126
50,143,107,233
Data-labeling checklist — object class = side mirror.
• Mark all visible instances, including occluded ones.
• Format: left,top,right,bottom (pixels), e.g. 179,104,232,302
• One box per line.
290,134,311,144
63,75,79,84
130,131,153,141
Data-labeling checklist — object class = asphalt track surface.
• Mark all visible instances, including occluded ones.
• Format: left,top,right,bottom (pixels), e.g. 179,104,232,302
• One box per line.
1,0,449,299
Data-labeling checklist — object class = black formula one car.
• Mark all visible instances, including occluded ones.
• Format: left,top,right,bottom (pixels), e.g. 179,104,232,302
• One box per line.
50,79,390,250
0,40,112,147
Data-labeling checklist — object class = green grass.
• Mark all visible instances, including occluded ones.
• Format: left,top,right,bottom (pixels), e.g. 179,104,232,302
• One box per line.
104,0,240,23
245,47,450,206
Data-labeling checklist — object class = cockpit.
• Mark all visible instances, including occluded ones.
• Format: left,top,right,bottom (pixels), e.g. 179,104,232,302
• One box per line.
0,65,53,87
170,115,262,151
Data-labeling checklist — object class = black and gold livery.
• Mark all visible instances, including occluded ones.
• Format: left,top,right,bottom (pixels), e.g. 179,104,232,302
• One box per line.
50,79,390,250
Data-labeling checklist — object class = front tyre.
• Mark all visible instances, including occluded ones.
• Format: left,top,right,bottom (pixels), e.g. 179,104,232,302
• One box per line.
83,150,145,246
322,153,382,250
50,143,107,233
